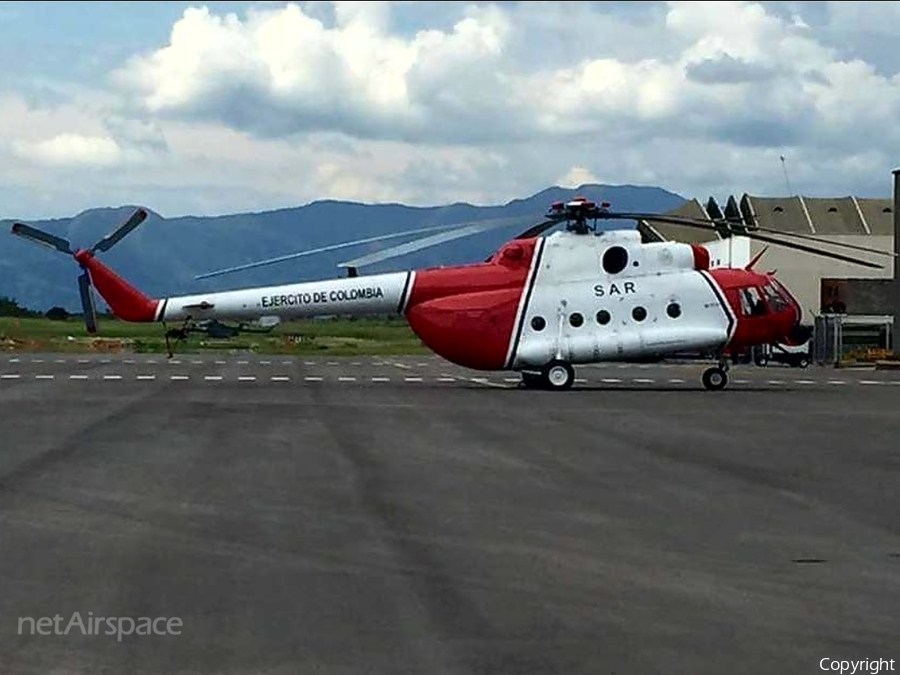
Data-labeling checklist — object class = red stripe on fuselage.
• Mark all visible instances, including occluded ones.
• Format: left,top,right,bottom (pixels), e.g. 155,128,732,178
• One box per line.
404,238,538,370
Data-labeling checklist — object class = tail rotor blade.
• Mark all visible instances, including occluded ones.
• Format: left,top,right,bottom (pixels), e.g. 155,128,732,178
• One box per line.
11,222,73,254
91,208,148,254
78,272,98,334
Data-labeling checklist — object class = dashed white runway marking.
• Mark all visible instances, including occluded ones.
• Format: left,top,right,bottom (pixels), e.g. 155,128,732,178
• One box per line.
304,361,316,366
859,380,883,385
795,380,816,385
301,376,319,382
77,359,89,364
1,374,21,379
271,376,291,382
238,360,250,365
69,375,88,380
8,358,20,363
668,378,685,384
35,375,54,380
124,359,135,364
766,380,784,385
575,378,588,384
734,379,750,384
216,360,228,365
326,361,339,366
54,359,66,364
170,375,189,381
371,377,391,382
147,360,158,365
338,377,357,382
601,378,623,384
260,360,272,365
437,377,456,383
404,376,423,382
204,375,223,381
393,362,412,370
238,376,257,382
633,378,655,384
828,380,847,385
136,375,156,381
32,359,44,363
103,375,122,380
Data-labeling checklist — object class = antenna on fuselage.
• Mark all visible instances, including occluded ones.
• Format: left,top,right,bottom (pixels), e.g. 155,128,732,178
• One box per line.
780,155,794,197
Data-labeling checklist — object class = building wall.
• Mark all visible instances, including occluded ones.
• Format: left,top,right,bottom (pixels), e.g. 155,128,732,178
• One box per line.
746,236,893,316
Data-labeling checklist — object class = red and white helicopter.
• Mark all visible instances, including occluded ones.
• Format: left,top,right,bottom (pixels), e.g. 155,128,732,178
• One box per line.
10,197,890,390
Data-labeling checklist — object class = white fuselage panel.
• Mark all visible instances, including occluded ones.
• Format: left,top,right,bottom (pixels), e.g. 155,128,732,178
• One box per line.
160,271,410,322
511,231,732,367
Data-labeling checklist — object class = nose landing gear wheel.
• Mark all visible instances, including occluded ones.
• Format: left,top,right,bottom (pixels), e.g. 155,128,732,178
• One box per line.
542,360,575,390
702,367,728,391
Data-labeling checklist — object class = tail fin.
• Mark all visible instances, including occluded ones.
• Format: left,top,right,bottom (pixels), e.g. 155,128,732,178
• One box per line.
74,251,160,322
11,207,159,328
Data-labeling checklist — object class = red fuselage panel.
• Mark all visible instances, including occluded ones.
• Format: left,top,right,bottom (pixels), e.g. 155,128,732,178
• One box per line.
404,239,537,369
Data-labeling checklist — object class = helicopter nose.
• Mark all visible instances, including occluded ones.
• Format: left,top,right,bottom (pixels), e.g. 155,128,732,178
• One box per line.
785,297,813,345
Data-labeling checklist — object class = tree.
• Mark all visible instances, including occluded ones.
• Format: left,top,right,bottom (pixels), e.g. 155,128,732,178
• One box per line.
0,296,33,317
46,306,70,321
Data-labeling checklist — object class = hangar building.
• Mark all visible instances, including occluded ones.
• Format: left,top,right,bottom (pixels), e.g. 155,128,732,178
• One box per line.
638,175,900,353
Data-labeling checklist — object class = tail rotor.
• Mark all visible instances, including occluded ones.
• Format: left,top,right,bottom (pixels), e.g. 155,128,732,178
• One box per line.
10,207,148,334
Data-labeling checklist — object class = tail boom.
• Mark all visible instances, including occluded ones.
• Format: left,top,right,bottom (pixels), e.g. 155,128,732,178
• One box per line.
159,271,412,323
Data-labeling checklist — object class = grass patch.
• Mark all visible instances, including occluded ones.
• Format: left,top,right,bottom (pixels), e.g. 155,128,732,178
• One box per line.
0,316,429,355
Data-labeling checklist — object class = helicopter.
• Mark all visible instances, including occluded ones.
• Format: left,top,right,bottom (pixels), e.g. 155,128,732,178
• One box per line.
9,197,893,390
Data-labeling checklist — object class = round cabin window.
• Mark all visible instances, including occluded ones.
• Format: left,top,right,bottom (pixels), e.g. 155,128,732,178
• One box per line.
632,306,647,322
596,310,611,325
602,246,629,275
569,312,584,328
667,303,681,318
531,316,546,331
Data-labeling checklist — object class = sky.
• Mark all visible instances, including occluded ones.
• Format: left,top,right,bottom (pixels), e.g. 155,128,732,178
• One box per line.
2,0,900,219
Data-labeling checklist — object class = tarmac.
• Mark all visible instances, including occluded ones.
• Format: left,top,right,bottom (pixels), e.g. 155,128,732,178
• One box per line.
1,353,899,674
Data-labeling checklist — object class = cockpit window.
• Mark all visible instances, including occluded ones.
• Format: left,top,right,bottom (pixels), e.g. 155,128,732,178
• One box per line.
762,281,787,312
739,287,767,316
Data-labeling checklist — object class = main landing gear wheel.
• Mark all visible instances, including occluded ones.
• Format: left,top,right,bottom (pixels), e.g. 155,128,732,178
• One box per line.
702,367,728,391
542,360,575,391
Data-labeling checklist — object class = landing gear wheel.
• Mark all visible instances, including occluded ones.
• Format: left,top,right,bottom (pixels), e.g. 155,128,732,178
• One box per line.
702,367,728,391
797,357,810,369
542,360,575,391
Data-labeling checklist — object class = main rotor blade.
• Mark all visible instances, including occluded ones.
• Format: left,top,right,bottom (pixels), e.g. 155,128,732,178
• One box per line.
741,231,885,270
194,223,462,280
78,272,98,334
338,216,529,269
196,216,531,280
91,208,148,253
514,219,558,240
607,211,896,258
599,211,883,269
10,222,73,254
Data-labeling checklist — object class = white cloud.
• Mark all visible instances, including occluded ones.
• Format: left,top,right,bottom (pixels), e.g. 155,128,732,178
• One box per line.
5,1,900,219
14,133,123,167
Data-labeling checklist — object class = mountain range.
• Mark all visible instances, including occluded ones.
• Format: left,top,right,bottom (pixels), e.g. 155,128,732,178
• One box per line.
0,184,685,312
